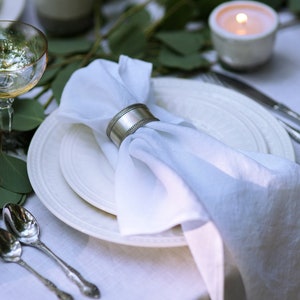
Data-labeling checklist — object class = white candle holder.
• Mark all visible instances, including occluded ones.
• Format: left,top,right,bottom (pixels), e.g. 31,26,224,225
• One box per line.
209,1,279,71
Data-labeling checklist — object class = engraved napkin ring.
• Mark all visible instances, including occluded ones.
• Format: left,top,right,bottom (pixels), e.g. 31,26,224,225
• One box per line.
106,103,159,147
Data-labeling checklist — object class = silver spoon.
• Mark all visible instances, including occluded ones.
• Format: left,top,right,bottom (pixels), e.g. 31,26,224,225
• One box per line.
3,203,100,299
0,227,73,300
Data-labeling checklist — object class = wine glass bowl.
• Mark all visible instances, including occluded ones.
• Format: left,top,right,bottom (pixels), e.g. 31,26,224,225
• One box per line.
0,21,47,132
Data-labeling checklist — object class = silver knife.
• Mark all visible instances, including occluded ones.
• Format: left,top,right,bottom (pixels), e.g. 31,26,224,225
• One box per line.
209,71,300,127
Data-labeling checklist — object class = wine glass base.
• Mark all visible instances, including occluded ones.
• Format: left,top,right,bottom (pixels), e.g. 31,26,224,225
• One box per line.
0,102,13,132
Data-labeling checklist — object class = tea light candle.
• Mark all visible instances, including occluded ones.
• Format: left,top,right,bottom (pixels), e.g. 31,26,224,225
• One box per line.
209,1,279,70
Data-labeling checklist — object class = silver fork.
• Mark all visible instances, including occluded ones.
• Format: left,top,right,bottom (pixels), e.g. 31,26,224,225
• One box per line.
199,72,300,143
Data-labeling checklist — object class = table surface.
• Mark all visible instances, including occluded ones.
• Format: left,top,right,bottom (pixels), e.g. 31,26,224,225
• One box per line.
1,1,300,299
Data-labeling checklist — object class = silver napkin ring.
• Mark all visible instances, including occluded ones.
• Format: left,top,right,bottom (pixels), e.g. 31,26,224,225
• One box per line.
106,103,159,147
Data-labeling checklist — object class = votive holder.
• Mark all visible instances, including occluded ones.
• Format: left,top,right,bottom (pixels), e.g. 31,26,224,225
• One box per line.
209,1,279,71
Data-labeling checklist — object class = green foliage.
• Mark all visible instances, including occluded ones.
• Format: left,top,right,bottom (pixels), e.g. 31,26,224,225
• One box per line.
12,98,45,131
158,46,210,70
0,147,32,211
109,25,147,57
0,187,26,211
0,152,32,193
48,37,93,55
157,0,195,30
51,61,82,104
288,0,300,13
155,30,210,55
108,7,151,57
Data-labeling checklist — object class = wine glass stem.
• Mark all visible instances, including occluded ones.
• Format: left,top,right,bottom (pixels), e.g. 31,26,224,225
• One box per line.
0,98,14,132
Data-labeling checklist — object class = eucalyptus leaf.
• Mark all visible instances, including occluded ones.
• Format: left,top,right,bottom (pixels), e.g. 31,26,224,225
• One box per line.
158,47,210,71
158,0,194,30
109,25,147,57
38,57,65,86
0,187,27,209
288,0,300,13
108,7,150,57
156,30,209,55
12,99,45,131
48,37,93,55
122,7,151,30
51,61,81,104
38,65,61,86
0,152,32,193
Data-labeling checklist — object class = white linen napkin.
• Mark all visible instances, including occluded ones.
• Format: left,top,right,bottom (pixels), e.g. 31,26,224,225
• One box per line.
58,55,300,300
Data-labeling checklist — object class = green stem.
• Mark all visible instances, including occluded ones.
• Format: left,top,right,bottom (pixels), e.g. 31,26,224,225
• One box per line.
33,84,51,101
48,55,85,71
93,0,103,42
43,94,55,110
103,0,154,39
144,0,190,38
0,131,2,151
81,0,104,66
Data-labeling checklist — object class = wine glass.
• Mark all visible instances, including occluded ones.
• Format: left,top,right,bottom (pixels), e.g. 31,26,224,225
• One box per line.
0,21,47,133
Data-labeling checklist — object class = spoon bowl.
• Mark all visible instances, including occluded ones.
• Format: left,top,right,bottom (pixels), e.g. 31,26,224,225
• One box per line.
3,203,100,299
0,227,22,262
0,227,73,300
3,202,39,244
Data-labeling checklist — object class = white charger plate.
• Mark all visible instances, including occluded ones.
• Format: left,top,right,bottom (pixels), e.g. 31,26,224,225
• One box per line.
28,110,186,247
0,0,26,20
27,78,295,247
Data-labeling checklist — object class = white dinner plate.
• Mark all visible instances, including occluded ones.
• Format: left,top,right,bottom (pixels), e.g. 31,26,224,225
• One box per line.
0,0,26,20
27,78,295,247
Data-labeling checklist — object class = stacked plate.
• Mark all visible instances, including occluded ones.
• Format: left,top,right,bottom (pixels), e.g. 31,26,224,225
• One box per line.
27,78,295,247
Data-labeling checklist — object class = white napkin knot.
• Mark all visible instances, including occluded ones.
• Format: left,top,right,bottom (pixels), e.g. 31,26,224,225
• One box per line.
106,103,159,147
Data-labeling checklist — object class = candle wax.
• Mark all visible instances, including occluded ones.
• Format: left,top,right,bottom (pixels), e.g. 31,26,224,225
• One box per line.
216,5,275,35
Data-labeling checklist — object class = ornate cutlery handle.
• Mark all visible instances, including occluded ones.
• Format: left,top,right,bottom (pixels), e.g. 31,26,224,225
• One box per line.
32,240,100,298
18,259,73,300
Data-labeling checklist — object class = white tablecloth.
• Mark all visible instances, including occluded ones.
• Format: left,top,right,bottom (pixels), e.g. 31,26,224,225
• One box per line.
1,1,300,299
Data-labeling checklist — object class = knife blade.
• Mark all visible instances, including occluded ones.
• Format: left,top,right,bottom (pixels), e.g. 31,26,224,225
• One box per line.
210,71,300,127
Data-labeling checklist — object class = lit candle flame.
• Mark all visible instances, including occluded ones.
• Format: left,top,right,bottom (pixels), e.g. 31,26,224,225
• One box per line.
235,13,248,24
